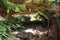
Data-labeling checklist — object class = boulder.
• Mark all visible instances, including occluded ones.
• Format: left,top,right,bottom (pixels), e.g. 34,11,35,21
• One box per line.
9,28,48,40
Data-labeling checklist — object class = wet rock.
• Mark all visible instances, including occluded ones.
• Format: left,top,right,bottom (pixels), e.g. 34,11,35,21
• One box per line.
16,32,33,38
9,28,48,40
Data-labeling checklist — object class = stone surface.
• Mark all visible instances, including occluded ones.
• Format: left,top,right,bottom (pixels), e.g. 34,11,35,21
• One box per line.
9,28,48,40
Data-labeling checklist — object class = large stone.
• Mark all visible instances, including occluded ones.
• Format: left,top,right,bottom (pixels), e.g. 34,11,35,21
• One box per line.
9,28,48,40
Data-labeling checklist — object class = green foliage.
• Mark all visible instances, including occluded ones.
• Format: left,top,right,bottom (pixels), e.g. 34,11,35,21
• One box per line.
7,36,20,40
0,21,7,40
18,4,27,11
1,0,27,13
0,16,25,40
5,16,25,31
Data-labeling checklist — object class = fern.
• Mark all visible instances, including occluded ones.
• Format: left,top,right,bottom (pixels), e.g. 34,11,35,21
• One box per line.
1,0,27,13
0,16,25,40
18,4,27,11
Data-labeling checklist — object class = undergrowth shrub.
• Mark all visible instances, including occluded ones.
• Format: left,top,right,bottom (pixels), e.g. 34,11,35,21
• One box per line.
0,16,25,40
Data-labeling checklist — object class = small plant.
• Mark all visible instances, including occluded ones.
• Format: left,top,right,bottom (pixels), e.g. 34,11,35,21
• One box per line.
0,16,25,40
1,0,27,13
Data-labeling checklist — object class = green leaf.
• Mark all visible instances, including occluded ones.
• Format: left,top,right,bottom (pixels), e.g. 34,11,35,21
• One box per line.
0,35,2,40
8,36,20,40
7,9,10,13
14,5,20,12
2,0,8,5
19,4,27,10
0,38,2,40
